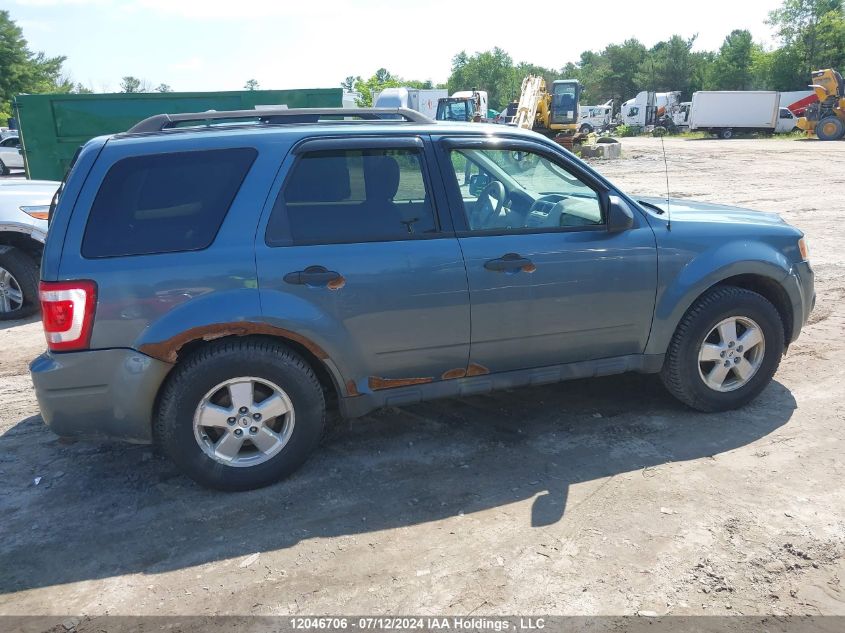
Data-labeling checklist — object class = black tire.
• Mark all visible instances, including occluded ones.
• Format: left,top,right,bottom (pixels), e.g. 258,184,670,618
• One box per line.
660,286,784,412
155,339,326,491
719,128,734,139
0,159,9,176
0,247,39,321
815,116,845,141
579,124,593,134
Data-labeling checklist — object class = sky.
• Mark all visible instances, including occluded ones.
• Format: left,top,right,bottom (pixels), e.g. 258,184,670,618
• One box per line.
11,0,785,93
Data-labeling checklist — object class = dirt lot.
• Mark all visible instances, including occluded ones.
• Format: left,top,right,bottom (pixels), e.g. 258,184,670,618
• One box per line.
1,137,844,619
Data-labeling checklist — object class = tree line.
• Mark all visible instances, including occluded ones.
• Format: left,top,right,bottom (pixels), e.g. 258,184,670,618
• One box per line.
344,0,845,111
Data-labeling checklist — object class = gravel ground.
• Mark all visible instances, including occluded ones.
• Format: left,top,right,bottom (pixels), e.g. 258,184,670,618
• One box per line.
0,137,843,619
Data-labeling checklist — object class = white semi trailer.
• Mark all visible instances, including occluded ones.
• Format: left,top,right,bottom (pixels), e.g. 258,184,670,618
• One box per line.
689,91,795,138
372,88,448,119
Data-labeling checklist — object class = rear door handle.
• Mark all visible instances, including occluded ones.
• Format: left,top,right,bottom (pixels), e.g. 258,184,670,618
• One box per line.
483,253,536,273
284,265,345,288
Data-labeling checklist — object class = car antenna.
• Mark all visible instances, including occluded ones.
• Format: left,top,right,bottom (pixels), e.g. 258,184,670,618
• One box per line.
651,59,672,231
660,133,671,230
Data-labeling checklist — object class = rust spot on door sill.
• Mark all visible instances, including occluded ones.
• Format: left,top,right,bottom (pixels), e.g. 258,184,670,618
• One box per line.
442,363,491,380
368,376,434,390
139,322,330,364
466,363,489,376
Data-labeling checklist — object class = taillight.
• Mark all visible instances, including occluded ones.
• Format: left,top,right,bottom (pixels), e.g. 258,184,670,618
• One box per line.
39,280,97,351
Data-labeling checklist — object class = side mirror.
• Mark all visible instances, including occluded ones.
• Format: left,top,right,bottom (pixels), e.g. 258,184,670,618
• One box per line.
607,195,635,233
468,173,490,196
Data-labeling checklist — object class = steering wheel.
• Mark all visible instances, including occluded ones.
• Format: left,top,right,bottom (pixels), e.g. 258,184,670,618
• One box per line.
475,180,506,229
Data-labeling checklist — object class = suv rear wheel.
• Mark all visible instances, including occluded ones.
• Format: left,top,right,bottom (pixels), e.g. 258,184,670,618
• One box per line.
0,247,39,321
661,286,784,412
155,339,326,491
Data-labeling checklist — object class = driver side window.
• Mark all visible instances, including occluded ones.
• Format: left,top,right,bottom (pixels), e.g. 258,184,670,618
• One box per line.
447,147,603,232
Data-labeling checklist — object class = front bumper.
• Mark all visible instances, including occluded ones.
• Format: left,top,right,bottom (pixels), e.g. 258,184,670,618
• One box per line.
784,260,815,344
30,348,173,443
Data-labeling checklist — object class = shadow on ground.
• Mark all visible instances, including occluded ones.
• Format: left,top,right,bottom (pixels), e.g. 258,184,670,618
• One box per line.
0,315,39,332
0,373,796,594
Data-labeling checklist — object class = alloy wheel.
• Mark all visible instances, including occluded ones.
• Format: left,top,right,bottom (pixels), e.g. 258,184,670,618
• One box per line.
697,316,766,392
0,266,24,313
193,376,295,467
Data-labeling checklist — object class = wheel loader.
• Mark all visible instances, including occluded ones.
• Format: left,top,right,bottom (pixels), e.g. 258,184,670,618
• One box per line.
797,69,845,140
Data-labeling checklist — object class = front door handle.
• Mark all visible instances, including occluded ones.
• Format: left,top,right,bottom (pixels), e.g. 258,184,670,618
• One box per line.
284,265,345,288
483,253,536,273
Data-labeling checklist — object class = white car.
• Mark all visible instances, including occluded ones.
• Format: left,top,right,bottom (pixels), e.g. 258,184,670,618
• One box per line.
0,179,60,319
0,135,24,175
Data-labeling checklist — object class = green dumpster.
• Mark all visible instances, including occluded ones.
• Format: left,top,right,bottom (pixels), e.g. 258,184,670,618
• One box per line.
13,88,342,180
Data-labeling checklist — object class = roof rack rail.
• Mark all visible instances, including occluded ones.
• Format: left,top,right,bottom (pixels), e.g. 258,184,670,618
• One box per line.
126,107,433,134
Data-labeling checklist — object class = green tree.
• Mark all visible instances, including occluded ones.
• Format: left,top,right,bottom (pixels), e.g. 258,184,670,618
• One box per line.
352,69,434,106
120,76,143,93
636,35,701,98
447,48,515,109
340,75,359,91
244,78,260,91
768,0,845,80
155,83,173,93
709,30,757,89
582,39,648,107
0,10,69,119
603,40,649,104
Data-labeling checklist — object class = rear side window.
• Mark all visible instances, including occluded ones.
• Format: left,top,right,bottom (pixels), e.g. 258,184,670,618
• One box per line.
265,148,437,246
82,148,256,258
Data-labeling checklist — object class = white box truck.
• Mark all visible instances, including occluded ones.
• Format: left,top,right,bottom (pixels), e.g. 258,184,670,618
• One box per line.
372,87,448,119
689,91,795,138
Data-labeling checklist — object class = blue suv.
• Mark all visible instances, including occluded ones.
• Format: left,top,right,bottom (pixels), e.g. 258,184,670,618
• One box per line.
29,108,815,490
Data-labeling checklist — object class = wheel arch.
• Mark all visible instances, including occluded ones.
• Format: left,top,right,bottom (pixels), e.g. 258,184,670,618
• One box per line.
149,331,345,443
647,256,793,356
711,274,793,345
0,230,45,262
183,332,340,399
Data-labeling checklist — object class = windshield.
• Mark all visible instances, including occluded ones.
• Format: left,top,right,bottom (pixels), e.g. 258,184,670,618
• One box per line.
552,83,577,113
437,101,470,121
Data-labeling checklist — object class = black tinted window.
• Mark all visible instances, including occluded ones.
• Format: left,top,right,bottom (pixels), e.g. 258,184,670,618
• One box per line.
266,148,437,246
82,148,256,258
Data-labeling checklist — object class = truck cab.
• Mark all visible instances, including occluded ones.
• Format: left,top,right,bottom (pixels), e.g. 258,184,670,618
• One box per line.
578,100,613,133
550,80,581,130
435,90,488,122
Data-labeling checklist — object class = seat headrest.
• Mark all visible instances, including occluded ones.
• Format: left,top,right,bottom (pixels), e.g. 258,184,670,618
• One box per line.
286,154,351,203
363,155,400,201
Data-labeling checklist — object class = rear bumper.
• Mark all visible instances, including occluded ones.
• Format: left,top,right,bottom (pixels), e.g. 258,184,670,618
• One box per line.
30,348,173,443
784,260,815,344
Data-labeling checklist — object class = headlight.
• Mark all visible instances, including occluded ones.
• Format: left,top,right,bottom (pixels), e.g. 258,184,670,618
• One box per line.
20,205,50,220
798,237,810,261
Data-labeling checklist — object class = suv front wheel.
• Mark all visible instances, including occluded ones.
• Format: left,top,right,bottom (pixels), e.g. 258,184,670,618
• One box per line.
661,286,785,412
155,339,326,491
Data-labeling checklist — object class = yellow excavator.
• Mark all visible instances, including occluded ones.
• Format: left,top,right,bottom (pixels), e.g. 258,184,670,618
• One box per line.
511,75,582,146
797,68,845,140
